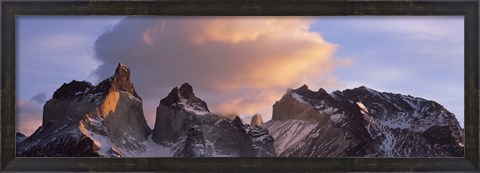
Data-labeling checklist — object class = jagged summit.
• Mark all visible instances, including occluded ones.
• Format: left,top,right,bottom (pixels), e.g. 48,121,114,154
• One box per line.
52,63,140,101
18,63,151,157
345,85,381,96
153,84,276,157
355,85,371,90
96,62,140,98
161,83,197,105
291,84,329,101
292,84,314,97
160,87,181,106
52,80,94,99
296,84,309,91
115,63,130,76
159,83,209,114
292,84,328,94
232,116,246,129
179,83,196,99
265,84,464,157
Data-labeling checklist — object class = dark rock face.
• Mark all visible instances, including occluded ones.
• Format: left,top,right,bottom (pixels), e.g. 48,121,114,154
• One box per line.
244,125,276,156
229,116,275,156
16,132,27,144
92,63,141,98
420,126,464,156
153,103,202,144
264,85,464,157
17,63,151,157
153,84,276,157
176,126,211,157
153,83,210,144
17,122,99,157
52,80,94,100
159,83,209,112
206,116,276,157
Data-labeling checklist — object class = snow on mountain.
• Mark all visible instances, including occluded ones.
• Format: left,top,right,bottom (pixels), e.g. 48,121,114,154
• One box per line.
263,85,464,157
291,92,309,104
263,120,318,154
16,64,463,158
153,83,276,157
17,63,151,157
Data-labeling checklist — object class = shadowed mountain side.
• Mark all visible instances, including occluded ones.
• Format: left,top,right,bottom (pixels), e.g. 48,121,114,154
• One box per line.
17,63,151,157
153,83,276,157
264,84,464,157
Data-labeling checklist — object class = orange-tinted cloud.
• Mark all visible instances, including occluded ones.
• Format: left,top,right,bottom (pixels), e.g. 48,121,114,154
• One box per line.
94,17,343,122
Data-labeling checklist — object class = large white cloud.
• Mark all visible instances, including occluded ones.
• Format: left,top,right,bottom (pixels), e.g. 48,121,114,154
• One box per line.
93,17,342,122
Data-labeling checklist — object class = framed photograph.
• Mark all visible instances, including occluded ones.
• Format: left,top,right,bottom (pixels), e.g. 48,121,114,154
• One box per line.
2,0,479,172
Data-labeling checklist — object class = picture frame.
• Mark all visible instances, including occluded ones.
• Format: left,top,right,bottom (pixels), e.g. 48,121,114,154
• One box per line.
1,0,479,172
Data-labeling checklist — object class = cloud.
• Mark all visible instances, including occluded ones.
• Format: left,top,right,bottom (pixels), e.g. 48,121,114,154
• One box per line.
93,17,341,122
22,34,95,52
16,99,43,136
30,93,47,104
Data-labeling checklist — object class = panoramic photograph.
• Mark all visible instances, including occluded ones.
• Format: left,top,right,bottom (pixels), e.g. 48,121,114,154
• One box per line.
16,16,464,157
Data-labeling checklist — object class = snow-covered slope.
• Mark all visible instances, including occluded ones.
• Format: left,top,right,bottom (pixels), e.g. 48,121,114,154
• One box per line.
263,120,318,154
263,85,464,157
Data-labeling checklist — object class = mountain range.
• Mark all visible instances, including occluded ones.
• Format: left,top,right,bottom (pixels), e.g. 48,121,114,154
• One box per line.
16,64,464,157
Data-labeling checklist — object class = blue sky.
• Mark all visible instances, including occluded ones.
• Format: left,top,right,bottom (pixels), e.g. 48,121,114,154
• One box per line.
16,16,124,134
311,16,464,126
16,16,464,135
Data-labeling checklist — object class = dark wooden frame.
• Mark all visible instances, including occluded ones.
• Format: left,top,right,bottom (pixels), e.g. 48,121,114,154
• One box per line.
1,0,479,172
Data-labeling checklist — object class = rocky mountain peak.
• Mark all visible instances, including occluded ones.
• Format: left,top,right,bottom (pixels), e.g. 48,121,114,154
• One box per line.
357,85,369,90
251,114,264,126
115,63,130,77
347,85,380,97
179,83,195,99
292,84,329,101
153,84,276,157
52,80,94,99
356,86,373,92
160,83,197,106
18,63,152,157
293,84,313,96
110,63,139,97
160,87,180,106
267,84,464,157
52,63,140,101
233,116,246,129
159,83,209,113
176,125,211,157
91,63,140,99
297,84,309,90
